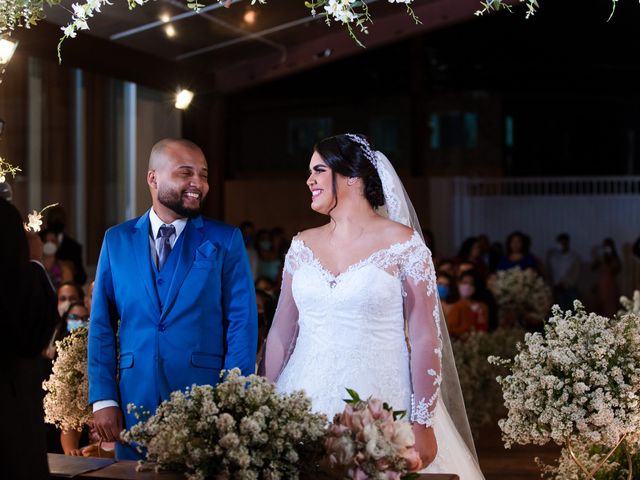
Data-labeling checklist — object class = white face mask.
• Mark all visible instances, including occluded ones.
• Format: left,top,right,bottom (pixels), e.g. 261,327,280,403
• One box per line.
43,241,58,256
58,301,71,317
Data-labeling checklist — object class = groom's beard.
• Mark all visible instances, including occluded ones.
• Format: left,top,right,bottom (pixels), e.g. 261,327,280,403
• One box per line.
158,186,204,218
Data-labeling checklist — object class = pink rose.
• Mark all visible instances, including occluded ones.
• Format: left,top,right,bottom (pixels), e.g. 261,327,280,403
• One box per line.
368,398,384,419
399,447,423,472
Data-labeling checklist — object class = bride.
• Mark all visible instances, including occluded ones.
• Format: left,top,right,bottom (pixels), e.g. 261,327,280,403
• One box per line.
264,134,484,478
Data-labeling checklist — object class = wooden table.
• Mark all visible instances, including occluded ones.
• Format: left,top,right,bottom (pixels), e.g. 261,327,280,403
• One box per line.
49,453,458,479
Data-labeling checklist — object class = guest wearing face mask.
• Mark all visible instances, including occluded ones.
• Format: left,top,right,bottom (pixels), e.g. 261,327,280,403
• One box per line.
56,281,84,318
255,229,282,283
437,273,473,339
457,270,489,332
40,229,74,289
45,206,87,285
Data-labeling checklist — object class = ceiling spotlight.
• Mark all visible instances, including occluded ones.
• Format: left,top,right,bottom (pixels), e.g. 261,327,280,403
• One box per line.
243,9,257,25
159,12,171,23
164,24,176,38
0,38,18,65
175,89,194,110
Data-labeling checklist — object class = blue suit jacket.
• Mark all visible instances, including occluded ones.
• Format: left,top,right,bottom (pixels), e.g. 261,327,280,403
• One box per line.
88,212,257,446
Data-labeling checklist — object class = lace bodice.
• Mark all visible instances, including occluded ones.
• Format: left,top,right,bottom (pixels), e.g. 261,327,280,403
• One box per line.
264,231,442,426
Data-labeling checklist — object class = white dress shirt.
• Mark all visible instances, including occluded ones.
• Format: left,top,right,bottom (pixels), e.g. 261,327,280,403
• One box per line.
93,208,188,413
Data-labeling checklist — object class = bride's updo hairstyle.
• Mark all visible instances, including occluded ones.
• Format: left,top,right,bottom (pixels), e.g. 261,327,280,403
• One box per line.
314,134,385,211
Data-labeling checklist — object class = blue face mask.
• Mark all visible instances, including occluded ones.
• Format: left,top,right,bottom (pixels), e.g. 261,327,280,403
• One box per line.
67,319,87,332
437,284,449,300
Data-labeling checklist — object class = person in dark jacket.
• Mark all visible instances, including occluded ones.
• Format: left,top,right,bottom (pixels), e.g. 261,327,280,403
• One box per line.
0,198,58,479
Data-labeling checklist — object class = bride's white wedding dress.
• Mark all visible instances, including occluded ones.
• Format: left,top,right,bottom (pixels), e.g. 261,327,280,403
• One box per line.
267,232,484,479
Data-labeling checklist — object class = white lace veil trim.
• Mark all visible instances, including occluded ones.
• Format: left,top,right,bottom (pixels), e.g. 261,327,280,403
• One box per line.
362,145,478,462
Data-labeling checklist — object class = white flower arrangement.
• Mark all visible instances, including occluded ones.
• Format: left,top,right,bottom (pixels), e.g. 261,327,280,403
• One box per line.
489,301,640,452
122,368,328,480
452,327,525,434
42,326,92,432
0,156,20,184
489,266,552,326
619,290,640,316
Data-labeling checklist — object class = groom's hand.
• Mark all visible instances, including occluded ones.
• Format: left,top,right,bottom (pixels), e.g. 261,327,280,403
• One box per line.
93,406,124,443
413,423,438,467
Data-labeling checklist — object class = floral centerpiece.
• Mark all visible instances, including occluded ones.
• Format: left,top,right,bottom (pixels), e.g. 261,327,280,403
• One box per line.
122,368,328,480
489,301,640,479
324,389,422,479
42,326,92,432
452,327,525,434
489,266,551,327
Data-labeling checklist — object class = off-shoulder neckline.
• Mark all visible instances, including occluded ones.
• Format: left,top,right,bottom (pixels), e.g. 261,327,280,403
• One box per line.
290,230,422,280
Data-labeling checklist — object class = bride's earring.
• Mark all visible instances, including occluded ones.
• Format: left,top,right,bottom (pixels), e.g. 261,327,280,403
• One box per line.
347,177,357,186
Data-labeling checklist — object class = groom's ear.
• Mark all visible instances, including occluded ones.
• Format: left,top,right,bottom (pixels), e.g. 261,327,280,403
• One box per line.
147,170,158,189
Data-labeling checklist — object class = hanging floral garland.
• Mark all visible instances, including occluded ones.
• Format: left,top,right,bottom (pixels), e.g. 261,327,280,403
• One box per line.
0,0,422,60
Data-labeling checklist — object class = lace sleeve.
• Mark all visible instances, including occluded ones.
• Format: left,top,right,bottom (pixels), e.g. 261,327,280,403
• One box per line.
401,241,442,428
263,241,303,382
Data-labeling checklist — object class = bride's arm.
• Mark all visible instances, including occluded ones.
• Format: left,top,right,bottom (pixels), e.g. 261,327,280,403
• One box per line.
403,242,442,465
263,270,299,382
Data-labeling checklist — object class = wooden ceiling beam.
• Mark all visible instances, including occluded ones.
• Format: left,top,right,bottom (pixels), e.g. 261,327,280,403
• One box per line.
11,20,215,93
213,0,482,93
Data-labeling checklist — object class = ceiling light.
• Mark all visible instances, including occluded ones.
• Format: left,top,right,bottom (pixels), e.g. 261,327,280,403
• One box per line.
0,38,18,65
164,24,176,38
243,10,256,25
175,89,194,110
159,12,171,23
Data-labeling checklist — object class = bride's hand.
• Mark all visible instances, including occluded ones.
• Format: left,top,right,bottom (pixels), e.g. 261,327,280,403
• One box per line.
412,423,437,468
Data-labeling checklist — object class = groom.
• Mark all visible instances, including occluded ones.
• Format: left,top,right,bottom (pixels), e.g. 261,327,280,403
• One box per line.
88,138,257,459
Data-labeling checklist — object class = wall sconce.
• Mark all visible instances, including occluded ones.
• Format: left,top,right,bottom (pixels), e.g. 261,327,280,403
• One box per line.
175,89,194,110
0,38,18,66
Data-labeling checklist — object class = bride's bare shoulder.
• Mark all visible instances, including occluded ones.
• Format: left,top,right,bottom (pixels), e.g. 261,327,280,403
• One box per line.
294,225,329,244
376,217,415,244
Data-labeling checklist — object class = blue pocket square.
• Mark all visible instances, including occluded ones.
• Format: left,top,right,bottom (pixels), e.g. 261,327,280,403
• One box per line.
196,241,216,261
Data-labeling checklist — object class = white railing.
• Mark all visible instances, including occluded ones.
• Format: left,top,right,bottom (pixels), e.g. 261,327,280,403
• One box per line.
442,176,640,296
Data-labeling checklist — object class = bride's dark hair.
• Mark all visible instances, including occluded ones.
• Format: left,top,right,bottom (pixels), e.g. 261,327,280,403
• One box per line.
313,134,385,212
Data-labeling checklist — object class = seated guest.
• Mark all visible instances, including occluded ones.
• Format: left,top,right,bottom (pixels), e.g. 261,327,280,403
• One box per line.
457,270,490,332
437,273,474,339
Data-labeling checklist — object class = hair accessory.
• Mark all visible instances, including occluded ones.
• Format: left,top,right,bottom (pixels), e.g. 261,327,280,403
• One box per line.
345,133,377,167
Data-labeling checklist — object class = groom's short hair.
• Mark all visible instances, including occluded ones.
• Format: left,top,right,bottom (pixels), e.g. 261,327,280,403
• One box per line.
149,138,203,169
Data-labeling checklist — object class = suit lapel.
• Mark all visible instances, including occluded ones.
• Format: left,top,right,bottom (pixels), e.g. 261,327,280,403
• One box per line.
133,212,161,316
160,216,203,321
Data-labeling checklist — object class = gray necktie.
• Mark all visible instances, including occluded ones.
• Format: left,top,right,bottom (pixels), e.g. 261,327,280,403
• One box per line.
157,224,176,270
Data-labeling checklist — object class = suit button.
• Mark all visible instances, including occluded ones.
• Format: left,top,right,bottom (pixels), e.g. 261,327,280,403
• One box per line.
159,325,166,332
157,278,164,285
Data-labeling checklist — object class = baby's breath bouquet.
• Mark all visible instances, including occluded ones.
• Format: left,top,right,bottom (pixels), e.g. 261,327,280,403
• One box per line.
42,326,92,432
122,368,327,480
490,266,551,326
490,301,640,479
